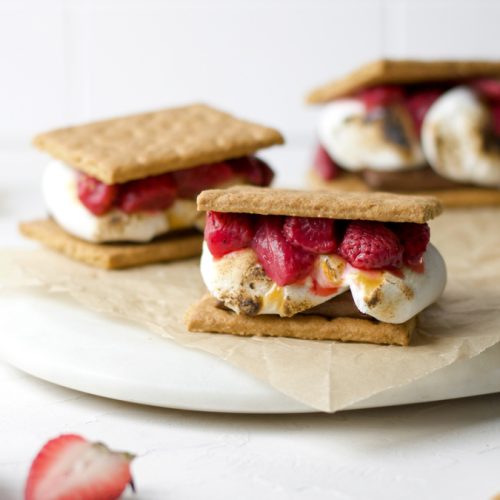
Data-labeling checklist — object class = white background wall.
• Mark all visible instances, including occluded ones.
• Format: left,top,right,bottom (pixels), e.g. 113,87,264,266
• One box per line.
2,0,500,177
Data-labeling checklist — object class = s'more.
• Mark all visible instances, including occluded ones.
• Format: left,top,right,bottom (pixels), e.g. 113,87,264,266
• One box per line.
307,59,500,206
185,187,446,346
20,104,283,268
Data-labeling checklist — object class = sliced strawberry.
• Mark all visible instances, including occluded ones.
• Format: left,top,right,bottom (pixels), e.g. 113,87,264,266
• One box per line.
117,173,177,213
470,78,500,102
283,216,336,254
356,85,405,112
173,162,234,198
25,434,135,500
77,173,118,216
338,221,403,270
405,88,443,134
392,222,430,266
230,156,274,186
251,216,316,286
205,211,255,258
313,144,339,180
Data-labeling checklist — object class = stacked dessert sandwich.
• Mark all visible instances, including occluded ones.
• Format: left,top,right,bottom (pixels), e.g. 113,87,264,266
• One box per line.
20,104,283,268
186,187,446,346
307,59,500,206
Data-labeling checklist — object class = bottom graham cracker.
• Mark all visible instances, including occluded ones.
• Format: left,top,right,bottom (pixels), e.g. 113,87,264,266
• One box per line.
19,218,203,269
186,295,416,346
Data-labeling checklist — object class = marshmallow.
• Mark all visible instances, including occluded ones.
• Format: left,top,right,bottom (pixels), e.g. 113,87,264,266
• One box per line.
201,242,446,324
422,86,500,187
318,99,425,172
42,160,201,243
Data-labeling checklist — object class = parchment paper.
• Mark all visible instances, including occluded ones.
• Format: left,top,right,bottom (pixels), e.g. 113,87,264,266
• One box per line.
1,209,499,412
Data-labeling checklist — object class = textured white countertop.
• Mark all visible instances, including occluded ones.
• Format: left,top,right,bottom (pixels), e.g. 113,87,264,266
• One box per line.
1,149,499,500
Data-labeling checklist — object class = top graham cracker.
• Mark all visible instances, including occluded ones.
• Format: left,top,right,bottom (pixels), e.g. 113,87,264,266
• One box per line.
307,59,500,104
33,104,284,184
197,186,442,223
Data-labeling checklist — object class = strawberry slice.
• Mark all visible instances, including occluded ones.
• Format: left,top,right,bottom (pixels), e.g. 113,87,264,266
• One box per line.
230,156,274,186
117,173,177,213
251,216,316,286
205,211,255,258
25,434,135,500
283,216,336,254
313,144,339,180
356,85,405,112
470,78,500,102
77,173,118,216
173,162,234,198
405,88,443,134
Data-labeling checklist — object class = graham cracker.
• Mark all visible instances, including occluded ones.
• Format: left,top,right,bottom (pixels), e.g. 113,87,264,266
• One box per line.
19,219,203,269
186,295,415,346
309,170,500,208
34,104,284,184
307,59,500,104
197,186,442,223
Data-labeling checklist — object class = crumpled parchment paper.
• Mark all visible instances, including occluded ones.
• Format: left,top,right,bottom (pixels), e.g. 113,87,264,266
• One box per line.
1,208,499,412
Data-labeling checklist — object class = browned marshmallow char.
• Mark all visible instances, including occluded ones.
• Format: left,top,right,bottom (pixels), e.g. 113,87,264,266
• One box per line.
186,187,445,346
308,59,500,206
22,104,284,269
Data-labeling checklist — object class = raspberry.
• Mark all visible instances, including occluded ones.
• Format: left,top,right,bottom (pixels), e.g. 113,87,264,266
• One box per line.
77,173,118,215
173,162,234,198
392,222,430,266
230,156,274,186
313,144,339,180
470,78,500,102
338,221,403,270
117,173,177,213
205,211,255,258
356,85,405,112
405,88,443,134
283,216,336,254
251,217,316,286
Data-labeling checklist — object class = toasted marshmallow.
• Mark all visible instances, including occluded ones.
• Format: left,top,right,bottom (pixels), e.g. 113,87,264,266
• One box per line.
422,86,500,187
200,242,446,324
347,245,446,323
318,100,425,172
42,161,202,243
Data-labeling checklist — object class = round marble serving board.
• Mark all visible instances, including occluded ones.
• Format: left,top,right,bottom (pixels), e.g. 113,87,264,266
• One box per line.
1,290,499,414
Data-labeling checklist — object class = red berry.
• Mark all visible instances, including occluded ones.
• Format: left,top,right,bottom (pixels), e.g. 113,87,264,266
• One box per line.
491,104,500,135
173,162,234,198
470,78,500,102
251,217,316,286
313,144,339,180
205,211,255,258
338,221,403,270
405,88,443,134
117,173,177,213
230,156,274,186
77,173,118,215
257,158,275,186
392,222,430,266
283,216,336,254
25,434,135,500
356,85,405,112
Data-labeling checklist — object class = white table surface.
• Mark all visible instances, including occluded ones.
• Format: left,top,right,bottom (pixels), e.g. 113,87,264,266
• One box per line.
1,148,499,500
